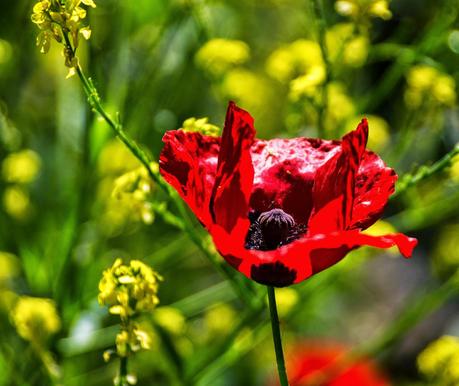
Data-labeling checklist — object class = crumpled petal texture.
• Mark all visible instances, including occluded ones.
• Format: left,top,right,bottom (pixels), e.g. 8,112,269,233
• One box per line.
160,102,417,286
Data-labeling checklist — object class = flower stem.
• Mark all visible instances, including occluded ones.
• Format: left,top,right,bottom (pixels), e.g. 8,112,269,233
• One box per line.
267,286,289,386
117,356,128,386
392,143,459,199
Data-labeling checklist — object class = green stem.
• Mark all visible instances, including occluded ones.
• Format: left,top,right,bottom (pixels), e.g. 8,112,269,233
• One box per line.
392,144,459,199
62,30,255,307
267,286,289,386
312,0,330,137
118,355,128,386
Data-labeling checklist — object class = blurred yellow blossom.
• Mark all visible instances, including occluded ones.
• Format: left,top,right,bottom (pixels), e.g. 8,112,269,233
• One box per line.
266,40,323,83
432,224,459,278
98,258,162,320
221,69,274,118
405,65,456,108
182,117,221,137
0,252,20,282
289,66,326,100
274,288,298,317
112,164,156,225
0,39,13,65
3,186,32,221
345,115,390,151
326,23,369,68
2,149,41,184
205,303,236,336
324,82,356,130
362,220,398,254
11,296,61,342
195,38,250,77
31,0,96,77
98,139,140,176
154,306,186,335
417,335,459,384
335,0,392,21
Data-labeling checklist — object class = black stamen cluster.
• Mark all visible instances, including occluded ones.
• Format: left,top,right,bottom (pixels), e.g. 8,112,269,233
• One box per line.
245,208,306,251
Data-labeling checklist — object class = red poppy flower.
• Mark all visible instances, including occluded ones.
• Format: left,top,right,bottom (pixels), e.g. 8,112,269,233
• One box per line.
271,341,391,386
160,102,417,287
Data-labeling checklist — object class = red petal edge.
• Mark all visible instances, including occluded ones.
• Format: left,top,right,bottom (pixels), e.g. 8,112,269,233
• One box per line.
209,101,255,234
308,119,368,233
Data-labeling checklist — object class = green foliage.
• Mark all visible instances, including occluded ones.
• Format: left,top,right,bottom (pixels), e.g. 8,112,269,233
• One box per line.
1,0,459,385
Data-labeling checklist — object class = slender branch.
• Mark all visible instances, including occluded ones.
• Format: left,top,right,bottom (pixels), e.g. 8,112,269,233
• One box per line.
61,30,256,307
392,144,459,199
267,286,289,386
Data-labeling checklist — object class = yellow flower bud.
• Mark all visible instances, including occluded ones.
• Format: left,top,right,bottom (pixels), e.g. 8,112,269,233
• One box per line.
11,296,61,342
195,39,250,77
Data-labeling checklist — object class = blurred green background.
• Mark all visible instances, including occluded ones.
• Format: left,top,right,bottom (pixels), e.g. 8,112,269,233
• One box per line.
1,0,459,385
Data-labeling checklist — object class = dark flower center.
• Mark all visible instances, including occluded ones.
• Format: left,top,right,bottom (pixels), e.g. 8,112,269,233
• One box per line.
245,208,306,251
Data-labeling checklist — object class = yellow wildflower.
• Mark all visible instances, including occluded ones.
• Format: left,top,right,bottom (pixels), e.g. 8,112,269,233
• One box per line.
3,186,32,221
417,335,459,384
335,0,392,21
0,252,20,282
266,40,323,83
31,0,96,77
181,117,221,137
11,296,61,342
2,149,41,184
98,258,162,320
324,82,356,130
154,307,186,336
221,69,275,125
274,288,298,317
98,139,140,176
326,23,369,68
115,322,152,357
405,65,456,108
205,303,236,336
195,38,250,77
289,66,326,100
111,164,156,225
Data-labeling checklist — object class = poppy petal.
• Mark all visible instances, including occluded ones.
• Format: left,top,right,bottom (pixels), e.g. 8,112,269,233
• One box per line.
210,102,255,236
159,130,219,227
211,226,416,286
351,152,398,229
308,119,368,233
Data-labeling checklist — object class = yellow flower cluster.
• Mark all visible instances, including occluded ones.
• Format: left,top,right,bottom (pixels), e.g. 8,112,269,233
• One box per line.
11,296,61,342
266,39,324,84
221,69,275,129
114,322,152,357
112,164,156,226
31,0,96,77
417,335,459,384
405,65,456,109
326,23,369,68
195,38,250,77
97,140,156,236
99,259,161,360
2,150,41,184
335,0,392,21
1,149,41,221
98,258,162,320
181,117,221,137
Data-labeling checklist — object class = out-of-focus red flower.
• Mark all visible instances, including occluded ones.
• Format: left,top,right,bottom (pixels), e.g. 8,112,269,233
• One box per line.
160,102,417,286
274,341,391,386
